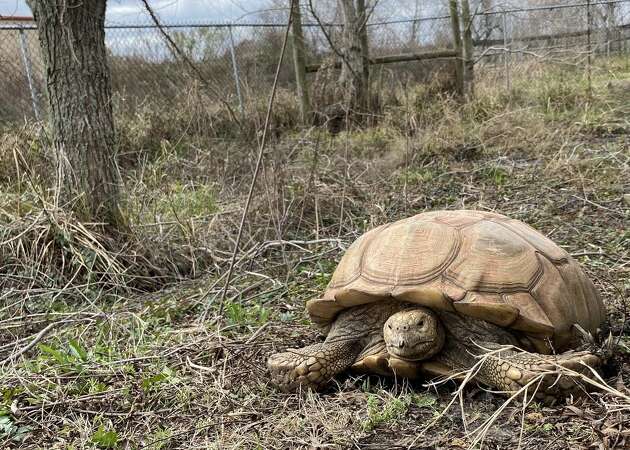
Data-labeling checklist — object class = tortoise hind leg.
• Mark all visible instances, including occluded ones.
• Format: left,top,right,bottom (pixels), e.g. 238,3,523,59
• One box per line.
267,340,361,392
473,345,602,399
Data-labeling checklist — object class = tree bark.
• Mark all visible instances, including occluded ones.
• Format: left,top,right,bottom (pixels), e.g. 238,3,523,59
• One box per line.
448,0,464,96
27,0,124,229
290,0,311,124
338,0,369,111
357,0,370,97
460,0,475,98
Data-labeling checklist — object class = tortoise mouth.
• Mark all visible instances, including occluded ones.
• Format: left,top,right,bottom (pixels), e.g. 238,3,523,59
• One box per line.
386,339,436,361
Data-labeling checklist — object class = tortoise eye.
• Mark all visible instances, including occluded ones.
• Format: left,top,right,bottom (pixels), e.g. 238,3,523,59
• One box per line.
387,323,392,330
418,320,425,327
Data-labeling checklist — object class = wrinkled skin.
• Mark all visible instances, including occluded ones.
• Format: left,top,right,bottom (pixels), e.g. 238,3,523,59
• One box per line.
267,301,601,399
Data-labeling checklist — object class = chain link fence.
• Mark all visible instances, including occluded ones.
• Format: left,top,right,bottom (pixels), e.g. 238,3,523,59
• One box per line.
2,0,630,124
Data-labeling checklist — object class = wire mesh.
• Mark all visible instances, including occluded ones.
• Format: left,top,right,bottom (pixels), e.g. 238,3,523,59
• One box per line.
1,0,630,123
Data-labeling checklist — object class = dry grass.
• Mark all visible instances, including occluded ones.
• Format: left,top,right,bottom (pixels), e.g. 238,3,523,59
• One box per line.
0,56,629,448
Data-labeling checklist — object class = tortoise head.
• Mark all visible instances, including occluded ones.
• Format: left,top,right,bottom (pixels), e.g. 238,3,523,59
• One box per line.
383,307,445,361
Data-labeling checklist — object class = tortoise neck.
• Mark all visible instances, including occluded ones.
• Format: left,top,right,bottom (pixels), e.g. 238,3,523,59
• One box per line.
326,299,408,345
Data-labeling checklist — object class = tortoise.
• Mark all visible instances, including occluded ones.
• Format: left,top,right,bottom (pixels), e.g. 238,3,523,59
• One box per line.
267,210,606,397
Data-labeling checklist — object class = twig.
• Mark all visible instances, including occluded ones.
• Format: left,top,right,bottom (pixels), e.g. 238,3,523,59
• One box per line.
1,321,63,365
245,322,271,344
210,0,296,321
139,0,242,129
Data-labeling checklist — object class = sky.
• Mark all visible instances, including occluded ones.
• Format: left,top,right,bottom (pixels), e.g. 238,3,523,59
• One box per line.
0,0,276,24
0,0,443,25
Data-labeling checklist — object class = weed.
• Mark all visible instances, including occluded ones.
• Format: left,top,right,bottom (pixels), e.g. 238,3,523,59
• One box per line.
224,301,271,327
478,166,510,186
0,411,32,443
146,427,174,449
361,394,411,432
141,366,181,393
397,167,436,185
91,425,119,449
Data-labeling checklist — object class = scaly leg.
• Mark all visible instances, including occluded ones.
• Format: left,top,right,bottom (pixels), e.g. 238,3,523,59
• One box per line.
267,340,362,392
474,345,601,399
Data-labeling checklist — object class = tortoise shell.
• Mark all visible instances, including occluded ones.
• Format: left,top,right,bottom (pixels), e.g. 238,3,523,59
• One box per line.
307,210,605,353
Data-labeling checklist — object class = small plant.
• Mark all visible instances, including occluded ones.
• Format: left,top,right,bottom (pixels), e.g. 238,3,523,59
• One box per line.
361,394,410,432
397,167,436,185
224,301,271,327
541,423,554,433
411,393,437,408
91,425,119,448
0,411,31,443
478,166,509,186
146,427,173,449
141,366,180,392
37,338,90,373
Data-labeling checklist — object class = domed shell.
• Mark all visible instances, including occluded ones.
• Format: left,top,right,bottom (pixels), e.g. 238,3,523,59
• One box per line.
307,210,605,353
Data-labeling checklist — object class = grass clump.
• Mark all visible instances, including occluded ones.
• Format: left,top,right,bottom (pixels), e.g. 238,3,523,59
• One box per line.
361,392,436,432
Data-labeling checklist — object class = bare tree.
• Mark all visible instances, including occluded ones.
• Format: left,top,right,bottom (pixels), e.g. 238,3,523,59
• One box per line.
338,0,370,110
26,0,124,229
290,0,311,123
460,0,475,97
449,0,464,96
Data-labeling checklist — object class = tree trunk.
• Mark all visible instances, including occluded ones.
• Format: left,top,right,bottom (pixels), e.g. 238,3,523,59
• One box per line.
357,0,370,96
290,0,311,124
460,0,475,98
449,0,464,96
27,0,124,229
338,0,369,111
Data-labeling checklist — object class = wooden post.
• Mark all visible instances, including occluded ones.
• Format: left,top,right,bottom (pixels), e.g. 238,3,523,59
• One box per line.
357,0,370,102
502,12,510,91
460,0,474,97
448,0,464,96
587,0,592,97
290,0,310,124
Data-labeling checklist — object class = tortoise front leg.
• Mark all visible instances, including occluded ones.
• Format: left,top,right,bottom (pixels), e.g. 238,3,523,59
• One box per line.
267,339,362,392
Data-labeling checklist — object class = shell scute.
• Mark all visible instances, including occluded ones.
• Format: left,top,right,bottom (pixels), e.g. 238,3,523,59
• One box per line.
444,220,542,292
360,218,459,285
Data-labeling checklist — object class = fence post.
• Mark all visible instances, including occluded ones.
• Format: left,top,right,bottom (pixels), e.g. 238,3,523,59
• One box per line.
448,0,464,96
502,12,511,91
18,27,41,121
586,0,592,97
228,25,244,115
289,0,310,124
461,0,474,97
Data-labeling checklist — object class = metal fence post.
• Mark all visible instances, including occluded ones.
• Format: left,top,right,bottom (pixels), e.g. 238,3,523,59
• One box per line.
228,25,244,115
502,12,511,91
18,27,41,121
